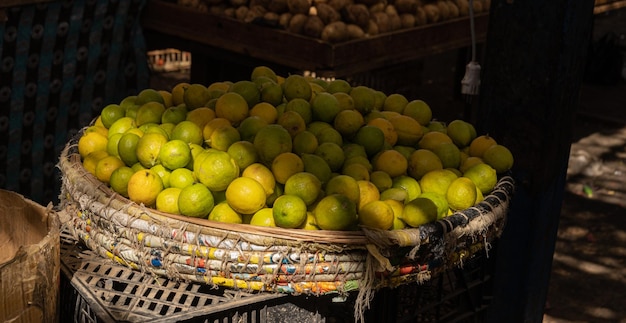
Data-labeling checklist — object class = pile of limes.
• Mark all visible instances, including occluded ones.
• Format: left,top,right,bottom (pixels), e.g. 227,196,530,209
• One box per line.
77,66,514,231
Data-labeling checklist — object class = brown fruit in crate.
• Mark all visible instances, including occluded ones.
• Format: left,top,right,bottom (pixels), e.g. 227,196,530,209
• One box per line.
287,13,308,34
367,20,380,35
321,21,349,43
287,0,310,14
400,13,416,28
415,6,427,25
279,12,293,28
269,0,289,13
346,24,365,40
342,4,370,29
235,6,249,20
263,11,281,25
328,0,351,11
372,12,391,33
316,3,341,24
437,0,451,20
303,15,325,38
355,0,380,6
422,3,440,23
473,0,484,13
395,0,418,14
229,0,248,7
455,0,469,16
446,0,460,17
369,2,386,14
388,12,402,31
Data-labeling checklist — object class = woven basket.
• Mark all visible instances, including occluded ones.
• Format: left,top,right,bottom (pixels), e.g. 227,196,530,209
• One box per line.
58,133,514,319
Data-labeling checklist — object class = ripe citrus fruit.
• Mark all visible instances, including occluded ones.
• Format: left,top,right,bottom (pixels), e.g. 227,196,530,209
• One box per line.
228,80,261,108
349,85,377,115
293,130,319,155
193,150,240,191
78,131,108,158
284,98,313,124
185,107,215,129
301,153,333,184
401,197,438,227
241,163,276,197
380,187,408,202
314,142,345,172
482,144,514,173
282,74,312,101
419,169,458,196
202,118,231,142
463,163,497,195
358,200,394,230
106,133,123,158
277,110,306,138
135,88,165,106
127,169,164,207
208,125,241,151
227,140,258,170
249,207,276,227
446,120,474,148
367,117,398,146
343,143,368,160
284,172,322,206
418,131,453,151
169,168,196,189
117,132,141,167
271,152,304,184
389,115,423,146
260,81,284,106
100,104,126,128
419,191,449,219
109,166,134,197
334,109,365,138
333,92,355,111
150,164,171,188
170,82,189,106
225,177,267,214
208,201,243,223
158,139,191,170
215,91,249,125
459,156,485,173
135,102,166,126
313,194,358,231
384,199,406,230
311,92,341,123
325,174,361,205
432,142,462,169
352,125,385,157
249,102,279,124
357,180,380,211
299,212,320,230
468,135,498,157
408,149,443,180
325,79,352,94
272,194,308,228
178,183,215,218
183,83,211,110
370,170,393,192
156,187,182,214
136,132,169,168
95,155,125,184
171,120,204,146
251,66,278,83
342,163,370,181
373,149,408,178
403,99,432,126
161,105,187,124
254,124,293,165
238,116,269,142
382,93,409,114
391,175,422,202
316,127,344,146
446,177,477,211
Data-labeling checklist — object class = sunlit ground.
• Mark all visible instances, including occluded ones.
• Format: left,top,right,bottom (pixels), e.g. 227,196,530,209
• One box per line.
543,124,626,323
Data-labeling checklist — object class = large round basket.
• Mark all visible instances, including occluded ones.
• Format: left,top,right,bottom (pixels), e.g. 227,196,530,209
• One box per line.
58,134,514,319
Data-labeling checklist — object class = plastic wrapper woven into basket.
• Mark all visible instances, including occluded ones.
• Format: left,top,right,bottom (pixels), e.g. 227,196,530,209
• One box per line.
57,133,514,321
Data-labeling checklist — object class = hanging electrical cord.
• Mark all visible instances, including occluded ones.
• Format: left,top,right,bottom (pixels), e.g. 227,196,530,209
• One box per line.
461,0,481,103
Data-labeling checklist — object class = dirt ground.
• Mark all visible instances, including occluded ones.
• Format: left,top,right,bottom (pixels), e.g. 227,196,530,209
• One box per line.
543,79,626,323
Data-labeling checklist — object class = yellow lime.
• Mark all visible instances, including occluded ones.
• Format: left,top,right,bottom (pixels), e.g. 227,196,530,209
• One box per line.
463,163,497,195
171,120,204,146
389,115,423,146
298,212,320,230
419,169,458,196
109,166,134,197
325,174,360,205
333,92,355,111
403,100,432,126
208,201,243,223
78,131,108,158
253,124,293,165
260,81,284,106
408,149,443,180
446,177,477,211
277,110,306,138
370,170,393,192
171,82,190,106
156,187,182,214
135,88,165,106
178,183,214,218
419,191,449,219
158,139,191,170
136,132,168,168
446,120,474,148
384,199,406,230
117,132,141,167
169,168,196,189
106,133,123,158
271,152,304,184
284,172,322,206
310,92,341,123
301,153,333,184
150,164,171,188
293,130,319,155
418,131,453,151
367,117,398,147
249,207,276,227
357,180,380,211
135,101,165,126
482,144,514,173
373,149,408,178
468,135,498,158
352,125,385,157
401,197,437,227
316,127,344,146
282,74,312,101
349,85,377,115
249,102,279,124
193,149,240,191
325,79,352,94
334,109,364,138
95,155,125,184
251,66,278,83
242,163,276,197
382,93,408,114
272,194,308,228
391,175,422,202
127,169,164,207
380,187,408,202
183,83,211,110
100,104,126,128
186,107,216,130
225,177,267,214
284,98,313,124
228,80,261,108
209,125,241,151
358,200,394,230
161,105,187,124
313,194,358,231
432,142,462,169
427,120,447,133
227,140,258,170
342,163,370,181
314,142,345,172
459,156,485,174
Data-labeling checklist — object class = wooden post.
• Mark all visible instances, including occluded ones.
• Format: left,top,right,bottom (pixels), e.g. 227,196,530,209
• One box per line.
477,1,596,322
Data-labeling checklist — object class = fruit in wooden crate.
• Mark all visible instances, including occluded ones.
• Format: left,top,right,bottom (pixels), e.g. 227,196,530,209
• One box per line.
78,65,513,231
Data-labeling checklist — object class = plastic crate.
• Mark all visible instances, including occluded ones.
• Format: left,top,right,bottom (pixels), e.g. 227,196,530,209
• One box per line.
148,49,191,73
